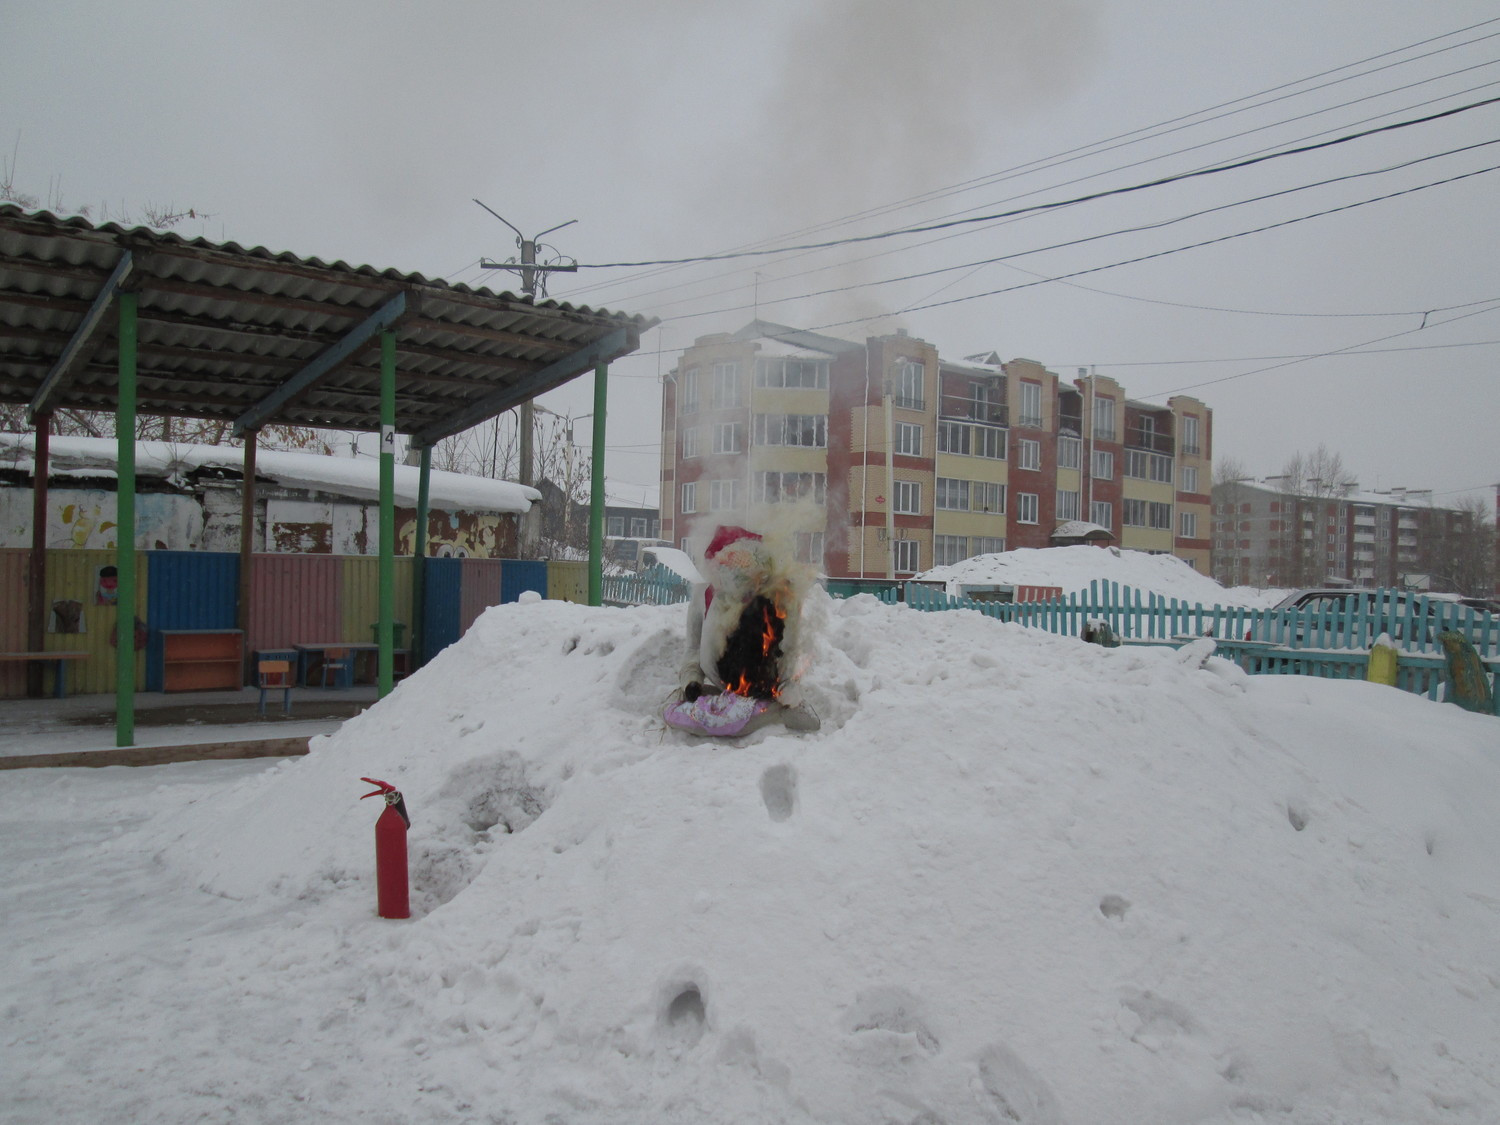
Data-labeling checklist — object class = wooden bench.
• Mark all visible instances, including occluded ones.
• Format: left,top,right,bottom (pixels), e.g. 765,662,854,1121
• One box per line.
0,652,91,699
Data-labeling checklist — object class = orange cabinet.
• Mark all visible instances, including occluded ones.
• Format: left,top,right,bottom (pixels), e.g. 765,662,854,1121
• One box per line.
161,629,244,692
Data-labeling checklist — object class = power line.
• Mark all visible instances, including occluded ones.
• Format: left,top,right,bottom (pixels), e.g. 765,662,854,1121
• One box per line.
563,19,1500,302
635,138,1500,325
810,163,1500,329
1063,337,1500,368
1140,301,1500,400
571,98,1498,283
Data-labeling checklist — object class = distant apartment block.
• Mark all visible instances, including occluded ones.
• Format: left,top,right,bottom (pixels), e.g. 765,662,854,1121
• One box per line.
659,321,1213,578
1211,479,1473,590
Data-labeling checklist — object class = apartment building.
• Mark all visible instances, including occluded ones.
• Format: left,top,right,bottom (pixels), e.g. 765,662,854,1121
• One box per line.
1211,480,1472,590
660,321,1213,578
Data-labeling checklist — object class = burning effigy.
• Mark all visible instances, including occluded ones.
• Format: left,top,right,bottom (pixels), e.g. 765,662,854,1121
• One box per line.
665,524,820,737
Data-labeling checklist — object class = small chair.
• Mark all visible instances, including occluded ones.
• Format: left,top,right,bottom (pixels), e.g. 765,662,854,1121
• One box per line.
257,660,293,716
318,647,353,689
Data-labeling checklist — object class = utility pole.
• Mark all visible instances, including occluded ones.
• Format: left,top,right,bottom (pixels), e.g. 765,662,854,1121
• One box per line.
475,200,580,555
474,202,581,456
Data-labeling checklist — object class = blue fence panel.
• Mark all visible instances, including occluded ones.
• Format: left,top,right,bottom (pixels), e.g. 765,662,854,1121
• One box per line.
145,551,241,690
422,556,463,663
501,559,549,604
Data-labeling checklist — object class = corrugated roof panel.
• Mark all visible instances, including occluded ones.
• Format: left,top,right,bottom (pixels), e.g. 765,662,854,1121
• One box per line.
0,205,656,437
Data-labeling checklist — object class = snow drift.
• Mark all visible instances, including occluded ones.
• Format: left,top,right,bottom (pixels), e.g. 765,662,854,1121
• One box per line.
917,544,1273,607
28,592,1500,1123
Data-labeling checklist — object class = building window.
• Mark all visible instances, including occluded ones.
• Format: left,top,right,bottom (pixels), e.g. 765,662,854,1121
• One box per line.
1150,454,1173,483
753,471,826,504
710,479,740,510
681,481,697,513
934,535,968,567
975,481,1004,514
1017,492,1039,524
895,361,925,410
976,426,1006,459
974,536,1005,555
630,517,649,537
682,426,701,459
712,422,742,455
754,413,828,448
679,367,700,415
1017,439,1040,470
1056,489,1080,521
894,480,921,515
606,516,625,537
1090,500,1112,528
1093,396,1116,441
1125,450,1148,479
711,362,740,409
937,421,970,455
1150,501,1173,530
1180,511,1198,538
1124,499,1147,527
935,477,969,511
756,357,828,389
1091,449,1114,480
895,422,923,457
1058,436,1081,470
1180,466,1198,493
1018,382,1042,427
794,531,825,565
1181,415,1201,455
894,539,920,574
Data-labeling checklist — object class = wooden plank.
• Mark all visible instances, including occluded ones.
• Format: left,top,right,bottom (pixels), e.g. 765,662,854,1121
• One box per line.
0,736,312,771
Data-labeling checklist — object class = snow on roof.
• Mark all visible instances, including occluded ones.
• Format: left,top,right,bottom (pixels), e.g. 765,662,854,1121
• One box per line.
1050,519,1113,540
917,544,1247,605
1231,477,1452,512
0,434,540,513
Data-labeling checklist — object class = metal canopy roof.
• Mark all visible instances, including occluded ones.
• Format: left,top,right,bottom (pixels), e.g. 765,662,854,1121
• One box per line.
0,205,655,446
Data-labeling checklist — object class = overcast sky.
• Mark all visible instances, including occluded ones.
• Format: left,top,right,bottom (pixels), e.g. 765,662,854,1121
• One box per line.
4,1,1497,511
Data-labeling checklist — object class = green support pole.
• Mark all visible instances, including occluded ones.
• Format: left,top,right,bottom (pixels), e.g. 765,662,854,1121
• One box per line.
115,293,137,747
378,331,396,697
588,360,608,607
411,442,430,668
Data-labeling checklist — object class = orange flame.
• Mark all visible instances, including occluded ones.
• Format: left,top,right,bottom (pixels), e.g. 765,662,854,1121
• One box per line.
725,598,788,699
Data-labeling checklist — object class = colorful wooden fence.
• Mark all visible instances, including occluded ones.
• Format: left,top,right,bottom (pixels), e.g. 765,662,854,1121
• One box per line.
0,549,565,698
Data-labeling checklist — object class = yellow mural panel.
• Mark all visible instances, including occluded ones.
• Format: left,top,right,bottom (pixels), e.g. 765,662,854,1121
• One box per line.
44,548,148,694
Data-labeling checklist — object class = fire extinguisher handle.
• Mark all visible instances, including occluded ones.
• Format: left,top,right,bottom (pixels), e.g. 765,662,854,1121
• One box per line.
359,777,410,827
359,776,398,800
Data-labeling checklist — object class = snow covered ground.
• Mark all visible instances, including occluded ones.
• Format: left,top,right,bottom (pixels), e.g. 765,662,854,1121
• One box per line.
4,590,1498,1124
917,545,1287,608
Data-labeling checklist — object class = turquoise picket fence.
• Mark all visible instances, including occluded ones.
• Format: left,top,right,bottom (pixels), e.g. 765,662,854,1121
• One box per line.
601,571,692,607
883,580,1499,711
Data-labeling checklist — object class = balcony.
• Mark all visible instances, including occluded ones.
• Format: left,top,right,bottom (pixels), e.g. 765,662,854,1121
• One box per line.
1125,427,1174,453
939,396,1008,426
1057,412,1081,433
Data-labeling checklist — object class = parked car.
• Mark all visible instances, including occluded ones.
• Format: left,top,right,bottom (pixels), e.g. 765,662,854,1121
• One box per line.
1249,588,1436,651
1249,587,1498,653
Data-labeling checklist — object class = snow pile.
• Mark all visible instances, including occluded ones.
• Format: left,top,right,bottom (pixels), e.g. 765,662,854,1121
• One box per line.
8,594,1500,1124
918,545,1261,606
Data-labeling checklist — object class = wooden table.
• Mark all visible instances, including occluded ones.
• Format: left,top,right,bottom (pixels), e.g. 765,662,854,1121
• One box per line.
0,651,90,698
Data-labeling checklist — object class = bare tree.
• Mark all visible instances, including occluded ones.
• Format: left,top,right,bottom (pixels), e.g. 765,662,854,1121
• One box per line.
1424,495,1495,597
1279,444,1357,498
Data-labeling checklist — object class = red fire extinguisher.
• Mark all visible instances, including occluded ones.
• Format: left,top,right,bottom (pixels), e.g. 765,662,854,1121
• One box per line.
359,777,411,919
